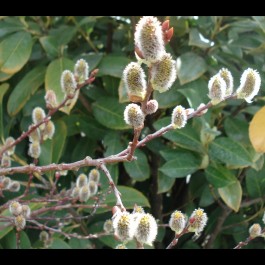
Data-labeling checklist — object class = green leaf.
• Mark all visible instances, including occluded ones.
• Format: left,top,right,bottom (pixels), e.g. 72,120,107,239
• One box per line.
176,52,207,85
50,238,71,249
246,167,265,198
92,97,130,130
199,185,215,207
0,31,32,74
39,36,59,58
154,117,204,153
79,53,103,70
218,180,242,212
45,57,75,114
1,230,31,249
98,55,130,78
158,172,175,194
205,164,237,188
209,137,253,168
104,185,150,209
103,131,125,157
189,28,214,49
7,66,46,116
0,71,12,82
124,149,150,181
159,152,201,178
0,83,10,139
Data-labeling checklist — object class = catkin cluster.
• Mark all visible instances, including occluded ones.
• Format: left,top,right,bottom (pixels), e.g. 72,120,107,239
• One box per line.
71,169,100,202
0,176,20,193
0,137,15,168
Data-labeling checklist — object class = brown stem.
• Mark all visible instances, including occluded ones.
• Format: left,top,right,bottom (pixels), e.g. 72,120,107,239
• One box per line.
166,225,190,249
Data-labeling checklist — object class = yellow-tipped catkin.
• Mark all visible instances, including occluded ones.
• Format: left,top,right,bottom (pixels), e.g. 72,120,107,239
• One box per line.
88,169,100,183
208,74,226,105
76,173,88,188
28,142,41,159
74,59,89,84
236,68,261,103
61,70,77,98
115,244,127,249
43,121,55,140
71,187,80,199
135,16,165,63
134,213,158,246
123,62,147,102
39,231,49,242
32,107,46,127
249,223,261,238
188,208,208,235
15,215,26,231
171,105,187,129
9,201,22,216
2,177,11,190
113,212,136,242
88,180,98,196
1,154,11,167
151,53,177,93
9,181,21,192
124,103,145,129
28,126,40,143
169,210,186,234
45,90,58,109
21,205,31,218
145,100,159,115
5,137,15,156
103,219,114,233
219,68,233,96
79,185,90,202
133,205,145,214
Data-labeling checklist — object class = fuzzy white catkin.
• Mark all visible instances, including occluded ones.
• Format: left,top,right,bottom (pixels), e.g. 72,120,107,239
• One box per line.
8,181,21,192
88,180,98,196
236,68,261,103
218,68,233,96
188,208,208,235
208,74,226,105
28,126,40,143
5,137,15,156
169,210,186,234
123,62,147,102
115,244,127,249
9,201,22,216
171,105,187,129
32,107,46,126
134,16,165,63
1,154,11,168
61,70,77,97
71,187,80,199
88,169,100,183
103,219,114,233
151,53,177,93
21,205,31,218
76,173,88,188
145,100,159,115
79,185,90,202
74,59,89,84
124,103,145,129
43,121,55,140
2,177,11,190
45,90,58,109
249,223,261,238
113,212,136,242
28,142,41,159
15,215,26,230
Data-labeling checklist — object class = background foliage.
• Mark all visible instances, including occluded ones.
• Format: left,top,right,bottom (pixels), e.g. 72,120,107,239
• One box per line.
0,16,265,249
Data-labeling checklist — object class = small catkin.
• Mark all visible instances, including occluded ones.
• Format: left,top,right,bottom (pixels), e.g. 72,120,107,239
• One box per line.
76,173,88,188
32,107,46,128
208,74,226,105
8,181,21,192
115,244,127,249
249,223,262,238
39,231,49,242
88,169,100,183
71,186,80,199
218,68,233,96
43,121,55,140
1,154,11,168
103,219,114,233
79,185,90,202
113,212,136,242
123,62,147,102
236,68,261,103
169,210,186,234
134,16,165,63
61,70,77,98
145,100,159,115
88,180,98,196
134,213,158,246
28,142,41,159
151,53,177,93
188,208,208,235
45,90,58,109
2,177,11,190
171,105,187,129
74,59,89,84
28,126,40,143
21,205,31,218
5,137,15,156
9,201,22,216
124,103,145,129
15,215,26,231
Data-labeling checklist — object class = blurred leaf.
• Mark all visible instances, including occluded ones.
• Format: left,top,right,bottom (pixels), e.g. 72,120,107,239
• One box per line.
0,83,10,139
39,36,59,58
205,164,237,188
249,106,265,153
80,53,103,70
92,97,130,130
246,166,265,198
209,137,253,167
45,57,75,114
252,16,265,33
124,149,150,181
103,131,125,157
50,238,71,249
7,66,46,116
2,230,31,249
176,52,207,85
158,172,175,194
49,25,77,46
0,71,12,82
189,28,213,49
0,31,32,74
98,55,130,78
218,180,242,212
199,186,215,207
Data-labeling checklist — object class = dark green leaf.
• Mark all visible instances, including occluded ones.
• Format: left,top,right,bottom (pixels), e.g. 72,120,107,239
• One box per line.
50,238,71,249
0,83,10,139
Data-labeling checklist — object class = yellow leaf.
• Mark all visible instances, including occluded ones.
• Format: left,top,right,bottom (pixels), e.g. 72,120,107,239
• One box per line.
249,106,265,153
